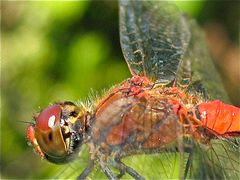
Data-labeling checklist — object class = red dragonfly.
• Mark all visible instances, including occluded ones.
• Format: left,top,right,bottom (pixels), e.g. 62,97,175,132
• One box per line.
27,1,240,179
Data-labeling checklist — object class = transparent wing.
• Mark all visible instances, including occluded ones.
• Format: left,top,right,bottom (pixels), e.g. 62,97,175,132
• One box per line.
176,20,230,102
186,137,240,179
119,0,190,84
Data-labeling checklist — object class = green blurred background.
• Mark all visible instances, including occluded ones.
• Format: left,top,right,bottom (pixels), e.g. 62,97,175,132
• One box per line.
1,1,239,179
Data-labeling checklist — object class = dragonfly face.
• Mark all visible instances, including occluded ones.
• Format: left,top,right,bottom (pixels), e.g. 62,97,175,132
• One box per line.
27,102,86,164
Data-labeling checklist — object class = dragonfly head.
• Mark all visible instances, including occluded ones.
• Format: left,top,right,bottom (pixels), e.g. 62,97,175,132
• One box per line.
27,101,87,164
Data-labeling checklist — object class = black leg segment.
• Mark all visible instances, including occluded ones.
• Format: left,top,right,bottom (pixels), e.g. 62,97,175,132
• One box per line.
100,162,118,180
114,158,145,180
77,160,94,180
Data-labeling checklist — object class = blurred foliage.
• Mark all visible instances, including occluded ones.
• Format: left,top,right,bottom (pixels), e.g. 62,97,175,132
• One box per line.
1,0,239,179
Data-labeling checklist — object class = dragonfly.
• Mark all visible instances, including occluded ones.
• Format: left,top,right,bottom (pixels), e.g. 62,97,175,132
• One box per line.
27,1,240,179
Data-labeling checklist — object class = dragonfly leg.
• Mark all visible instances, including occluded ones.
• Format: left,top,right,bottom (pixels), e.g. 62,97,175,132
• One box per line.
116,169,125,179
114,158,145,180
100,161,118,180
114,161,125,178
184,149,193,179
77,160,94,180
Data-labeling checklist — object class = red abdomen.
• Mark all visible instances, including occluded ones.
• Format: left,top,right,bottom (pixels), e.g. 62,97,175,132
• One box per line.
197,100,240,135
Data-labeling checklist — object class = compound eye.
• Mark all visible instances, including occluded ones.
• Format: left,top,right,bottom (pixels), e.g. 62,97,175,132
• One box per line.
34,104,70,161
35,105,62,131
29,102,83,164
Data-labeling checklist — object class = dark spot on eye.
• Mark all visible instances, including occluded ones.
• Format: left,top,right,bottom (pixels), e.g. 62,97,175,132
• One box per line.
64,132,71,139
48,132,53,141
70,111,78,117
64,101,76,106
61,127,71,141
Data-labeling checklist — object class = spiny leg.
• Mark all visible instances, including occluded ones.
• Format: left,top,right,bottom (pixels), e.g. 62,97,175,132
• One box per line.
114,158,145,180
116,168,125,179
113,160,125,179
100,161,118,180
77,160,94,180
184,149,193,179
